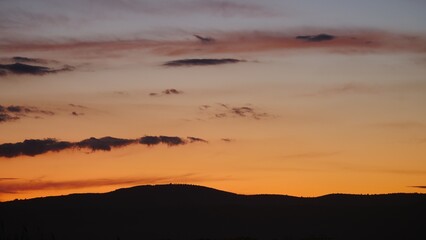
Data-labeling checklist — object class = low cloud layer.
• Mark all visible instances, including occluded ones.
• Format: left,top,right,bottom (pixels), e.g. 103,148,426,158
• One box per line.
0,104,54,123
0,173,213,195
409,186,426,189
0,135,208,158
2,30,424,57
0,57,74,76
163,58,243,67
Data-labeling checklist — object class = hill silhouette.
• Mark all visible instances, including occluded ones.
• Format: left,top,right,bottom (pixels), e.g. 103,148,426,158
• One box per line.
1,184,425,240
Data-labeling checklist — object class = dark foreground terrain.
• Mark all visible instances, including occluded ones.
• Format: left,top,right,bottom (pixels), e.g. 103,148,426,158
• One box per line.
1,184,425,240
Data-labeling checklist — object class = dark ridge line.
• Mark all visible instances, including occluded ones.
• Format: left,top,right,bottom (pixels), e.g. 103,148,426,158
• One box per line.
1,183,424,203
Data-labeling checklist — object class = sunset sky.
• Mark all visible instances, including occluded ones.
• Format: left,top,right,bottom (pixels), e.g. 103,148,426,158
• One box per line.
1,0,426,201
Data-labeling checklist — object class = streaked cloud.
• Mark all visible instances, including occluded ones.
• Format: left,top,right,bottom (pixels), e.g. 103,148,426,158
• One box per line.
0,57,74,76
0,104,55,123
76,137,136,151
3,30,424,57
69,103,88,109
0,63,70,76
0,173,217,194
200,103,272,120
68,104,88,117
193,34,216,44
139,136,194,146
0,178,19,181
0,0,276,24
149,89,183,96
0,113,19,123
71,111,84,117
163,89,183,95
410,186,426,189
0,135,208,158
221,138,233,142
296,34,336,42
304,83,378,97
0,139,72,158
164,58,244,67
10,56,50,64
187,137,208,143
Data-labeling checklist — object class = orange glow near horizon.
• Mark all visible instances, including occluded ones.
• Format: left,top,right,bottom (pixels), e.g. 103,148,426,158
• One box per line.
1,13,426,201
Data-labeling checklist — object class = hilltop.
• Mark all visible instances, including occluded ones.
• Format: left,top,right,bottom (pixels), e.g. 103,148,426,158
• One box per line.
1,184,425,240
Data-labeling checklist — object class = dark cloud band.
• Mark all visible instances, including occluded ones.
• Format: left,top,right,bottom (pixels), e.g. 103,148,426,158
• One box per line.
296,34,336,42
0,135,208,158
163,58,243,67
0,57,74,76
11,56,47,64
0,63,73,76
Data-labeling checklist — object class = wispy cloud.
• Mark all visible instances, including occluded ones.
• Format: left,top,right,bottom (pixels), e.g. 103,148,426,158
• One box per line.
304,83,378,97
71,111,84,117
0,63,72,76
0,173,220,195
200,103,272,120
0,135,208,158
163,58,244,67
409,186,426,189
0,104,55,123
187,137,208,143
0,178,19,181
0,0,275,25
3,30,424,57
0,0,277,44
10,56,50,64
0,113,19,123
68,104,88,117
149,89,183,96
139,136,204,146
221,138,233,142
193,34,216,44
0,177,147,194
0,57,74,76
163,89,183,95
69,103,89,109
